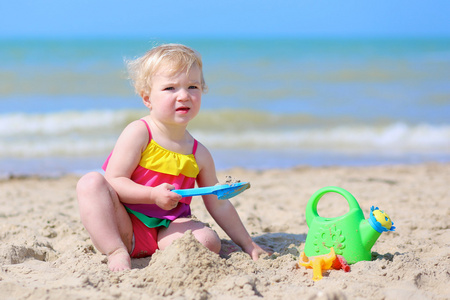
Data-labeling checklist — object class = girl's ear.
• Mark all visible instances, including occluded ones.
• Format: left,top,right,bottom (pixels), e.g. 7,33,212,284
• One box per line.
142,93,151,109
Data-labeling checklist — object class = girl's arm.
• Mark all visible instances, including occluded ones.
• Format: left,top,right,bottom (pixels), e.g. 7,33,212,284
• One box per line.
104,120,181,210
195,143,269,260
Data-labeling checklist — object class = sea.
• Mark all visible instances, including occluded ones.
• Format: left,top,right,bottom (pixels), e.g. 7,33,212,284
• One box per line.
1,37,449,176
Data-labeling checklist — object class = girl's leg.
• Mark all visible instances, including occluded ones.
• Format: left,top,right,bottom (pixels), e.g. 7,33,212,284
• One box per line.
157,218,222,254
76,172,133,271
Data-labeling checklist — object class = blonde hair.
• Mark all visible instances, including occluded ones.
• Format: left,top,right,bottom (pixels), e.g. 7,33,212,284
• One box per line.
127,43,207,96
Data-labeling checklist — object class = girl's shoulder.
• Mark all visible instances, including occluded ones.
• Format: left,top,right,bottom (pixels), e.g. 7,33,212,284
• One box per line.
192,140,218,186
193,140,214,169
125,119,150,131
123,119,150,136
116,119,150,150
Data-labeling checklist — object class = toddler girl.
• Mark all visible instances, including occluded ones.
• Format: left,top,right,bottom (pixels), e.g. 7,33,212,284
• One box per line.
76,43,268,271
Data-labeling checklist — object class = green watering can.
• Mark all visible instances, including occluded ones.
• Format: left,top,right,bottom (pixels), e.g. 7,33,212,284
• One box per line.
304,186,395,264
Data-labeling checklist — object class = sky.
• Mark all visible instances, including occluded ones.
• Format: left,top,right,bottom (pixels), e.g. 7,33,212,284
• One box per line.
0,0,449,38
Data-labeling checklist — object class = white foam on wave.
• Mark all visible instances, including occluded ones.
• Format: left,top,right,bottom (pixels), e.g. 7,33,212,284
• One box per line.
0,110,138,157
0,110,449,158
0,110,133,136
193,122,450,153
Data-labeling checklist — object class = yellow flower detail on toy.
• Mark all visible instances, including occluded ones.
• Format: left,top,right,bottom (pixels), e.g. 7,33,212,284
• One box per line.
369,206,395,232
372,209,393,229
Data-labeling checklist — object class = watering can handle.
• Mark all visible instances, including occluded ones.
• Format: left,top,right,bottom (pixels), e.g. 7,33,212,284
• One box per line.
305,186,361,227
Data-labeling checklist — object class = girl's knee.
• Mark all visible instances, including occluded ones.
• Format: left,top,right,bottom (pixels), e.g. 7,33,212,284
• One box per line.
159,219,222,254
193,226,221,254
77,172,107,196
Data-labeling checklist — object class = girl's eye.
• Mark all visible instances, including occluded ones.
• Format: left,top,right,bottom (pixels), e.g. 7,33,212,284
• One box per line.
164,87,174,91
189,85,199,89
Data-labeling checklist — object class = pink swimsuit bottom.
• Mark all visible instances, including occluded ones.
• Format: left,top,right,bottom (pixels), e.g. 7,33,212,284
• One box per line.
129,213,159,258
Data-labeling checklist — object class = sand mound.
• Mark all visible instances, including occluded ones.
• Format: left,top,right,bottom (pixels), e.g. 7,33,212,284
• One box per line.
123,231,233,298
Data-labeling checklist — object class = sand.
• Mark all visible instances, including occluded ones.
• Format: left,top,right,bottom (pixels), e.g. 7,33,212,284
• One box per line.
0,163,449,300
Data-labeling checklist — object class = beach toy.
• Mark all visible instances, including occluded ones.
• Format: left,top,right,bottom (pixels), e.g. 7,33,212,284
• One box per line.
299,247,337,281
332,255,351,272
172,182,250,200
298,248,351,281
304,186,395,264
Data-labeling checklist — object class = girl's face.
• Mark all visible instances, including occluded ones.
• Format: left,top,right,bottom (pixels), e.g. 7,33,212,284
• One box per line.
145,64,202,127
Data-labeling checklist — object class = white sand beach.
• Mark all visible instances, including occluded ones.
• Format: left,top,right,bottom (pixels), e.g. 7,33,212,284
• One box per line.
0,163,449,299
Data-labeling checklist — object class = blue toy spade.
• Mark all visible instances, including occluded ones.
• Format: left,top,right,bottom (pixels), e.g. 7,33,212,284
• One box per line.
172,182,250,200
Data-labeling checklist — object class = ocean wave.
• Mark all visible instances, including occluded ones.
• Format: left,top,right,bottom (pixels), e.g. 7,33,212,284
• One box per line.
193,123,450,153
0,110,449,158
0,110,143,136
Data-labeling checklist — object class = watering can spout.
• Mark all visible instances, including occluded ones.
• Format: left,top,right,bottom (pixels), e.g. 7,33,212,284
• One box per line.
368,206,396,232
360,206,396,252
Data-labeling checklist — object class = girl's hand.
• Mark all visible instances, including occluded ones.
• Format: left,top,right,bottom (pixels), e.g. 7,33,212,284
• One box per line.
243,241,273,261
151,183,182,210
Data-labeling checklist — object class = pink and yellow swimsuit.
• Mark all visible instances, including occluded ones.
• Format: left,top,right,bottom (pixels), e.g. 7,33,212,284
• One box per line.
103,119,199,257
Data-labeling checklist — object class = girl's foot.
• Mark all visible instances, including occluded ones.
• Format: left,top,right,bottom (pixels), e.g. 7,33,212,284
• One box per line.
107,248,131,271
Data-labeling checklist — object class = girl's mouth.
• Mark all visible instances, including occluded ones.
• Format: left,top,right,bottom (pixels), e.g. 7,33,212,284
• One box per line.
176,107,190,113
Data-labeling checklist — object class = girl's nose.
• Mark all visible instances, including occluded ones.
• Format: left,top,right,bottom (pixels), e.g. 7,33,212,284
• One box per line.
177,88,190,101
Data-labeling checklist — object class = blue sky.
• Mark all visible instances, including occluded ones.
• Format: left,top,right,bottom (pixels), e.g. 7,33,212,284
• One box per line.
0,0,449,38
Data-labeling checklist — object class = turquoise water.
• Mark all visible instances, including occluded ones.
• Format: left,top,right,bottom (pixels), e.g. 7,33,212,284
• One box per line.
1,37,449,175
